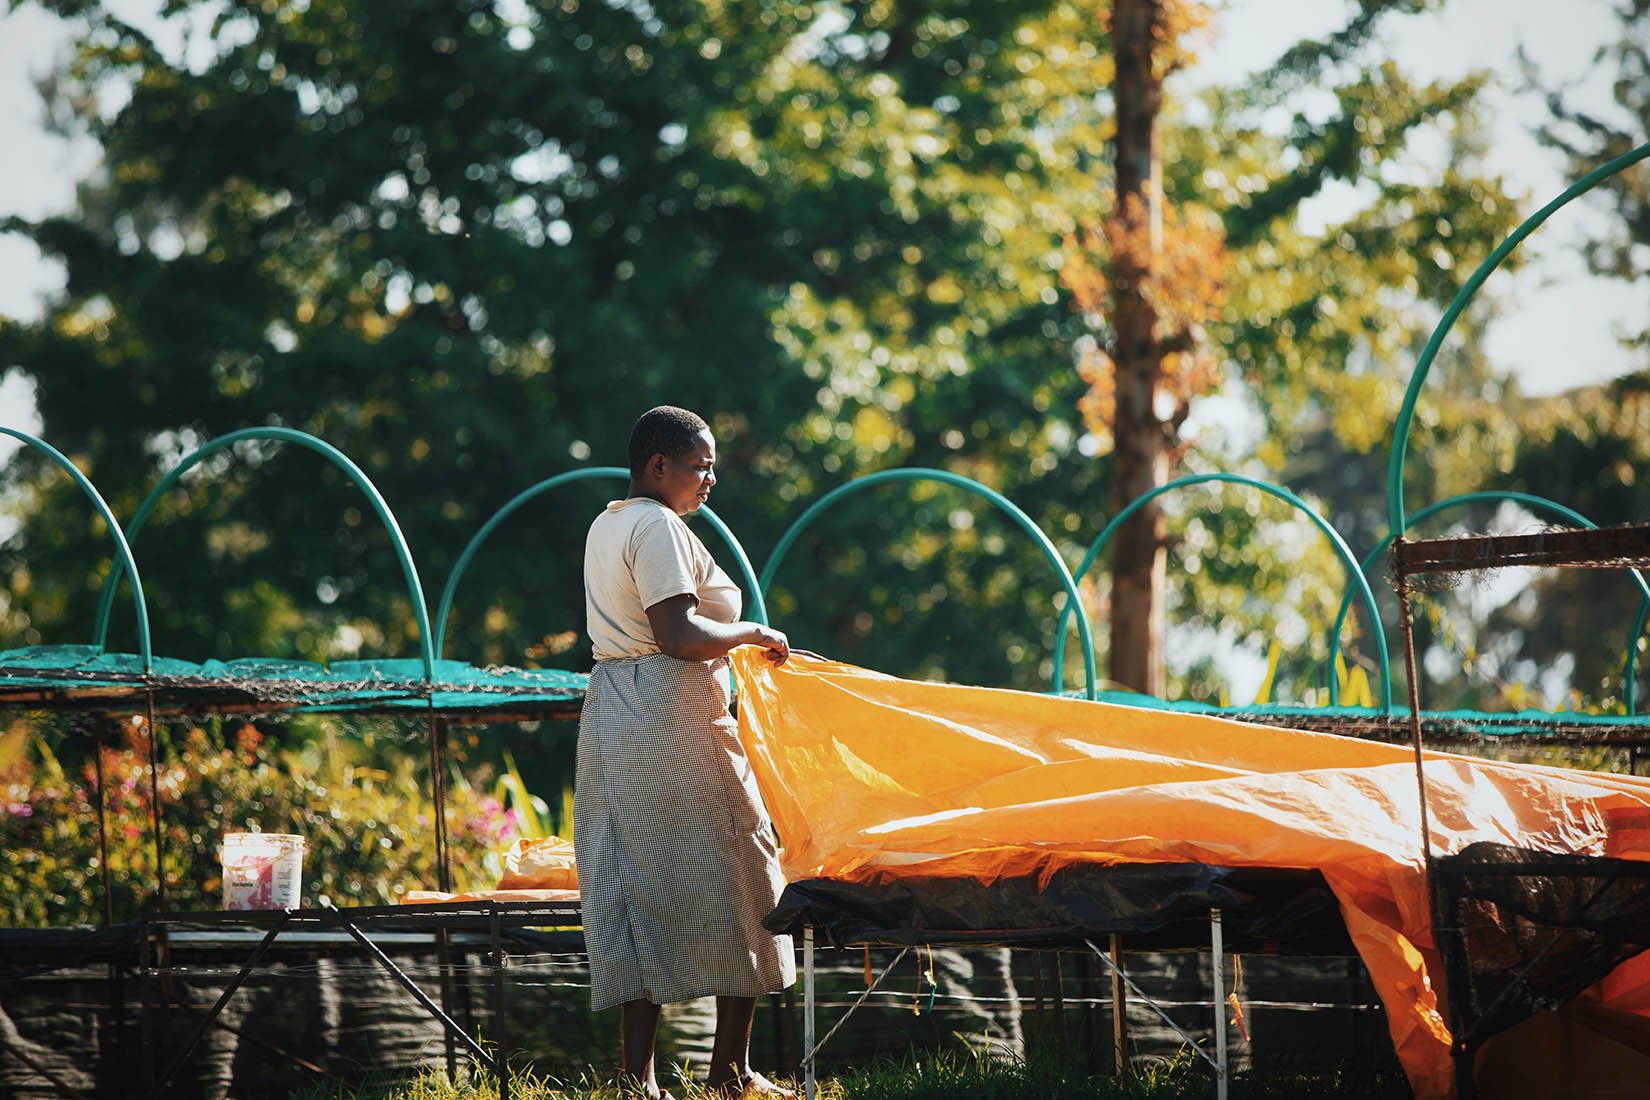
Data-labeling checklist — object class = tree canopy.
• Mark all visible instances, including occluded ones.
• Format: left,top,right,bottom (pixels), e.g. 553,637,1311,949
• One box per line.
0,0,1549,703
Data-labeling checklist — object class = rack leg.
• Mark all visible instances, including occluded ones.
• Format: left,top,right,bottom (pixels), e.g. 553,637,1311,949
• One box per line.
492,912,510,1100
803,926,816,1100
1211,909,1227,1100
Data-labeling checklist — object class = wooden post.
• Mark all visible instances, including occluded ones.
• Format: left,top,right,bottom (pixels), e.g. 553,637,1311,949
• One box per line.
1110,934,1128,1074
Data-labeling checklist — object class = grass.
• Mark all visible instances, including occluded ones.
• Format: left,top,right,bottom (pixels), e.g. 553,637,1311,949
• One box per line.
285,1048,1413,1100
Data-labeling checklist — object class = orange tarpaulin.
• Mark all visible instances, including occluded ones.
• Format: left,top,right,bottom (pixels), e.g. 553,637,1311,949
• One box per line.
731,649,1650,1098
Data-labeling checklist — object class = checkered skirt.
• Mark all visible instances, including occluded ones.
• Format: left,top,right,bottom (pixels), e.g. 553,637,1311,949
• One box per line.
574,653,796,1010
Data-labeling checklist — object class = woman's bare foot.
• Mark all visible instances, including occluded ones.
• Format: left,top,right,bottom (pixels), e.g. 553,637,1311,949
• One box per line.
708,1069,797,1098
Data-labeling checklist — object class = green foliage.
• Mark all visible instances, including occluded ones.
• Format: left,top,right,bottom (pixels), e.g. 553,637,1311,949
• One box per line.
0,0,1103,693
495,746,550,839
835,1048,1410,1099
1459,375,1650,711
0,711,522,925
1358,1,1650,713
284,1065,564,1100
1534,0,1650,296
1473,0,1650,710
288,1063,789,1099
0,0,1531,702
281,1050,1411,1100
1128,9,1522,701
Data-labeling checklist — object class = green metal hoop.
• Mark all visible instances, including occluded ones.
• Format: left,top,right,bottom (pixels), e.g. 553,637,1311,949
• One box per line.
1053,472,1390,708
434,466,768,659
91,427,436,680
1,428,154,672
759,468,1098,700
1387,141,1650,535
1629,598,1650,715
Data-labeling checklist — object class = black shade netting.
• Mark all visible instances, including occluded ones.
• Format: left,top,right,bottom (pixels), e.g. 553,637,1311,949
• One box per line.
1435,841,1650,1049
765,862,1355,955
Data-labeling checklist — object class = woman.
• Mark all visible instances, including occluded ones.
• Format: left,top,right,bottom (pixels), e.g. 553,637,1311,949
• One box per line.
574,405,796,1099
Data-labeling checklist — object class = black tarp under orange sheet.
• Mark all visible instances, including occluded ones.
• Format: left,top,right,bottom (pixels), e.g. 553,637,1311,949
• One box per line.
730,650,1650,1099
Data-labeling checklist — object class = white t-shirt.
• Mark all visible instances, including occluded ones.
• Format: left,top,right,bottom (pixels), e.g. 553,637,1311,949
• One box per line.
584,497,743,660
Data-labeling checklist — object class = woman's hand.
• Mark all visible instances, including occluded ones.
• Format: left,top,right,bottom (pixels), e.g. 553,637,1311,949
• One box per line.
747,623,790,665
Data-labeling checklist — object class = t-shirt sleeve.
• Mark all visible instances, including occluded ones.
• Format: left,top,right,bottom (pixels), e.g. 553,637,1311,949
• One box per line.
632,511,703,611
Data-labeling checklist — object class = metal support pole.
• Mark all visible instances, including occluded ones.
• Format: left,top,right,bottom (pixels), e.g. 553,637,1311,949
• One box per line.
143,697,166,912
1211,909,1227,1100
90,717,113,926
155,927,172,1089
803,926,816,1100
1393,559,1436,864
111,959,131,1100
138,924,154,1094
429,711,457,1081
325,906,500,1074
1083,939,1222,1073
144,913,293,1100
492,908,511,1100
1050,951,1068,1057
1032,947,1045,1051
1394,555,1471,1098
800,944,910,1076
1075,951,1098,1073
438,927,458,1081
428,713,451,893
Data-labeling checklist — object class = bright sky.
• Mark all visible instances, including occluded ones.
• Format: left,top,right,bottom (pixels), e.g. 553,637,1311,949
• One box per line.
1189,0,1645,401
0,0,1644,446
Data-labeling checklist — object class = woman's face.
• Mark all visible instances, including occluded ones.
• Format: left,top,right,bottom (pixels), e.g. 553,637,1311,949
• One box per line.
653,429,718,515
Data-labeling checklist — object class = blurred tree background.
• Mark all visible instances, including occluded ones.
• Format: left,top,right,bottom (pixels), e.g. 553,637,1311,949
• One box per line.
0,0,1643,718
1463,0,1650,714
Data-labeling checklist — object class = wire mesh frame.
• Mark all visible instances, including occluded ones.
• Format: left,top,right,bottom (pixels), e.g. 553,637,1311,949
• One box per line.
1326,491,1650,712
123,902,586,1100
15,428,1650,745
97,691,502,1093
1429,855,1650,1060
46,697,175,923
1390,523,1650,1100
796,916,1232,1100
88,426,436,679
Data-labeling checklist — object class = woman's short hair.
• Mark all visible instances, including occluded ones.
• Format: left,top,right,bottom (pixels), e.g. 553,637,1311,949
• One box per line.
627,406,709,478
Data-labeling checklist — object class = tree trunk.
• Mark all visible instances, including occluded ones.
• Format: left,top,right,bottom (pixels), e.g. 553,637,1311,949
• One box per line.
1108,0,1168,696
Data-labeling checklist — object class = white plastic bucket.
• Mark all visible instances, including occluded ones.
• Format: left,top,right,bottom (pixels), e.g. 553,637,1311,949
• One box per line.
220,832,305,910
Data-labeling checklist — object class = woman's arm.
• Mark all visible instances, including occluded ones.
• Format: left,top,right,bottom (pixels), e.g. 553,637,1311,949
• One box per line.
645,593,789,664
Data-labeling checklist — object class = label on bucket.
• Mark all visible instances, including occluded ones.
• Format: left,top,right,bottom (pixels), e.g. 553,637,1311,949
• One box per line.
221,833,305,910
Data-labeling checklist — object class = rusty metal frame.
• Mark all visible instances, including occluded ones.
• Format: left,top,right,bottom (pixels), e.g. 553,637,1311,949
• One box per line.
130,899,582,1100
1390,519,1650,1099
